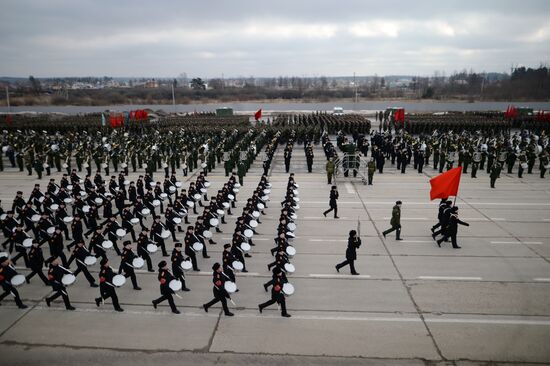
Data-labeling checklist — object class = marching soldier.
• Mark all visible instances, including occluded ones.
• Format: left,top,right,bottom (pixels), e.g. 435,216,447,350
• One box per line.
45,257,75,310
171,242,190,291
202,262,234,316
335,229,362,275
382,200,403,240
118,241,142,290
0,256,28,308
322,185,339,219
258,267,291,317
152,260,180,314
95,258,124,312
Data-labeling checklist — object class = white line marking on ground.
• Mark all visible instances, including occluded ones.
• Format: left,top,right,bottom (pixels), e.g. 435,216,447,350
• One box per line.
523,241,543,244
490,241,519,244
491,218,506,221
309,274,371,279
24,306,550,325
417,276,482,281
401,240,433,243
533,278,550,282
309,239,348,242
383,217,428,220
304,216,349,219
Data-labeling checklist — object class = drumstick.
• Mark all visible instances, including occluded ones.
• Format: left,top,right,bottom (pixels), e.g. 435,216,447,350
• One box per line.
174,293,183,299
230,299,236,306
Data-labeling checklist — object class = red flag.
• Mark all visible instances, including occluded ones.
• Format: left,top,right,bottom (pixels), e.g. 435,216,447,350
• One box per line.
5,114,12,124
429,167,462,200
254,109,262,121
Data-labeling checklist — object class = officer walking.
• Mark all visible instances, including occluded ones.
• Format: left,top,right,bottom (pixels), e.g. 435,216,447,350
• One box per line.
335,229,362,275
382,201,403,240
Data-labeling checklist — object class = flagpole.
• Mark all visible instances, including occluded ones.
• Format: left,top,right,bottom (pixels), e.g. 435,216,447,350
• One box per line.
5,86,10,114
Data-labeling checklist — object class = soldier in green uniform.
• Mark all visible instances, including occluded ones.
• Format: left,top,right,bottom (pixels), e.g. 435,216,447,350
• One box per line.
24,149,33,175
382,201,402,240
367,158,376,185
325,158,335,184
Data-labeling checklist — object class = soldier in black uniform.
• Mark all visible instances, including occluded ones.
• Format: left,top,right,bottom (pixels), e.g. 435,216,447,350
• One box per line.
258,267,291,317
437,206,469,249
136,228,154,272
95,258,123,312
335,229,362,275
202,262,234,316
118,241,141,290
152,260,180,314
184,226,200,271
67,241,98,287
45,257,75,310
25,240,50,285
322,185,339,218
0,256,28,308
171,243,190,291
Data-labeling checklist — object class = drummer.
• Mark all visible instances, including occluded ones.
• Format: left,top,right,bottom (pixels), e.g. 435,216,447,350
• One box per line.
184,226,201,271
118,241,142,290
152,260,180,314
0,256,28,309
231,235,249,272
202,262,234,316
136,228,154,272
195,216,213,254
164,206,179,241
45,257,76,310
88,227,108,261
67,215,84,250
171,243,190,292
121,208,137,242
267,249,289,272
25,240,50,286
258,267,291,317
150,216,169,257
101,216,122,256
10,224,30,267
67,241,98,287
95,258,124,312
222,243,237,283
263,266,288,292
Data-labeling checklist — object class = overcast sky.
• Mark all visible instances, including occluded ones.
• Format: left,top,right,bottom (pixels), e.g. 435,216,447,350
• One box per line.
1,0,549,78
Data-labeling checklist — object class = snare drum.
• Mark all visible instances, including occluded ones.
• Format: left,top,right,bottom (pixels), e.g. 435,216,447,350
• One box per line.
147,243,158,253
204,181,211,188
290,213,298,220
232,261,244,271
160,230,170,239
521,162,528,169
227,194,235,201
169,186,176,193
222,202,229,209
50,204,59,211
257,203,265,210
224,281,237,294
124,180,130,186
94,198,103,205
159,193,168,201
287,222,297,231
11,274,26,287
130,218,140,225
38,196,45,203
209,218,219,227
286,246,297,257
193,193,201,200
252,211,260,218
240,242,251,252
169,280,182,292
233,188,239,193
63,216,74,223
47,227,56,235
234,183,241,188
244,229,254,238
172,217,182,224
266,183,272,188
200,188,207,194
152,199,161,207
263,189,271,194
201,162,207,168
23,238,34,248
84,256,97,266
216,209,224,216
192,242,204,252
101,240,113,250
80,191,87,198
286,231,296,238
112,274,126,287
100,163,108,169
261,195,269,201
62,274,76,286
0,214,6,221
116,229,127,238
82,205,91,213
294,204,300,210
293,197,300,203
186,200,194,208
249,220,258,228
293,183,300,188
284,263,296,274
282,282,295,296
64,198,73,205
180,260,192,271
175,182,182,188
141,208,151,216
293,189,299,196
31,214,41,222
202,230,212,238
67,184,74,191
132,257,144,269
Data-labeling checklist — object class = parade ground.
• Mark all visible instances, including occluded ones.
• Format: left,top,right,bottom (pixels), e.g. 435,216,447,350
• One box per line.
1,135,549,366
